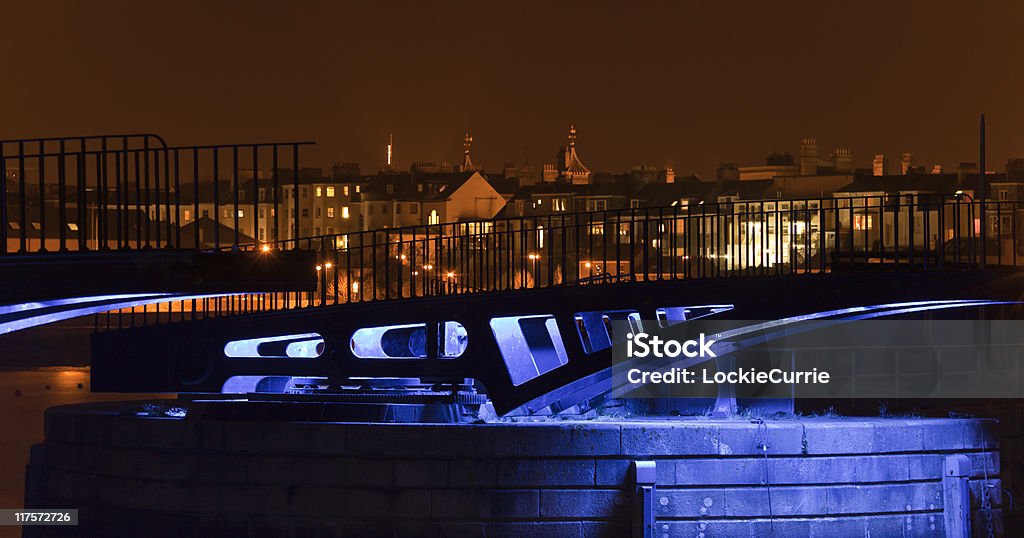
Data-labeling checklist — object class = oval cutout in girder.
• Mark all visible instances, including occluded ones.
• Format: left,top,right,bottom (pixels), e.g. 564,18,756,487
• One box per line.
350,321,468,359
224,333,325,358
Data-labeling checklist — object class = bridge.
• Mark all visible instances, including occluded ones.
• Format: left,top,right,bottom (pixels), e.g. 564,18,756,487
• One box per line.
4,132,1024,414
77,172,1024,417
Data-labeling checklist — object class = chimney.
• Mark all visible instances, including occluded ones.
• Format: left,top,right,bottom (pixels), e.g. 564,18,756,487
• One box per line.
799,137,818,175
872,154,888,176
832,147,852,172
900,153,915,175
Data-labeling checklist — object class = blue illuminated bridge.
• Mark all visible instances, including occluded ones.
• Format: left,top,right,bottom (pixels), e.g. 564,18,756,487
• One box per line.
4,132,1024,416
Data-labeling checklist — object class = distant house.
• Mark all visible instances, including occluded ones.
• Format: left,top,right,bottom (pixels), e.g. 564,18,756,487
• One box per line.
360,171,505,229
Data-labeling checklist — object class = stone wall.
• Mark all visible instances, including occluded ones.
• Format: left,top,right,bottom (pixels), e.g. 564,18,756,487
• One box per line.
27,402,1002,537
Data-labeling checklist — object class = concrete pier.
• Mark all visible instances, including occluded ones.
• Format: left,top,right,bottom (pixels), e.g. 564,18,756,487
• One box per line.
27,401,1002,537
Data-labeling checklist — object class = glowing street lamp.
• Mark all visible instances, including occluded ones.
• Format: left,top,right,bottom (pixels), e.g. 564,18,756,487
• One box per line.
260,244,271,253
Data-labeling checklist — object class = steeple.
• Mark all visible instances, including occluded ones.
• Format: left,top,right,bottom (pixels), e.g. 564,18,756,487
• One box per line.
559,123,591,184
460,130,476,172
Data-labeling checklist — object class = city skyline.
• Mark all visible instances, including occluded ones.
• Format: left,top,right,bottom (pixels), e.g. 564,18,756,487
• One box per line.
2,1,1023,178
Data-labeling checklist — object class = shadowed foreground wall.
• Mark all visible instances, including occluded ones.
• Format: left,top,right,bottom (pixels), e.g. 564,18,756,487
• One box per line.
26,402,1001,537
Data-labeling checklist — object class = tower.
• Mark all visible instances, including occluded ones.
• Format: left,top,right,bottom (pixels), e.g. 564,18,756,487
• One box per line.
558,124,591,184
460,130,476,172
386,134,393,169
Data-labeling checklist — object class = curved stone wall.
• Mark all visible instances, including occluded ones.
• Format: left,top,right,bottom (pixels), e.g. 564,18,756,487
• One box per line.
28,402,1002,537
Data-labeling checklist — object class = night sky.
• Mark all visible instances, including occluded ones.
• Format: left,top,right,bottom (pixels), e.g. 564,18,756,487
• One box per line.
2,1,1022,178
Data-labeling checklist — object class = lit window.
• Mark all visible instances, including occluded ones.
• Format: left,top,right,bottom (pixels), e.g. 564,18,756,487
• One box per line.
326,186,335,197
538,225,545,248
591,224,604,235
355,185,361,193
343,186,350,196
429,209,439,225
853,215,873,230
342,206,350,219
238,209,245,218
183,209,192,221
68,223,79,231
327,207,335,218
316,186,322,197
9,222,19,230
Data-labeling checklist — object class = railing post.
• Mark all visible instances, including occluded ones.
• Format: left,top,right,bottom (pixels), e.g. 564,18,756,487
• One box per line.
0,146,6,255
632,461,656,538
39,140,48,252
18,141,27,252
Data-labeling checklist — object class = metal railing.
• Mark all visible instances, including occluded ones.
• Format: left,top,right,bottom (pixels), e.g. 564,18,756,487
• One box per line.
1,134,314,254
90,192,1024,329
232,193,1022,308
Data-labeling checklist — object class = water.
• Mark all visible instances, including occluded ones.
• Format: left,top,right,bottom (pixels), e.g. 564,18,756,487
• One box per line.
0,368,164,538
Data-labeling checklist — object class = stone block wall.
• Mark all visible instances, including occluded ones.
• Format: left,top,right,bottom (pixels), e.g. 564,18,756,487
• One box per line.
27,403,1002,537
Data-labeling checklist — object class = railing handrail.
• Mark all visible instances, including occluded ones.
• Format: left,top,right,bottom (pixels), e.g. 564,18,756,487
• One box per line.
0,133,167,144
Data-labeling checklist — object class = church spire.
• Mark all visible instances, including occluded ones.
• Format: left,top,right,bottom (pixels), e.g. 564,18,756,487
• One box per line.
560,123,590,183
460,130,476,172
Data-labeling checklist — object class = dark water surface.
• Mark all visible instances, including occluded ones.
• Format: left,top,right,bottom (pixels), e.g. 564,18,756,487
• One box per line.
0,368,165,538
